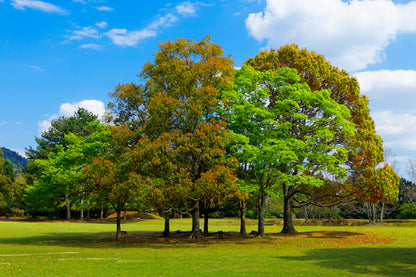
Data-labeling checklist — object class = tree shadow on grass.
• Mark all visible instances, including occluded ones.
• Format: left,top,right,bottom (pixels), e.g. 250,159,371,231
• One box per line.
279,247,416,276
0,231,266,249
0,230,369,250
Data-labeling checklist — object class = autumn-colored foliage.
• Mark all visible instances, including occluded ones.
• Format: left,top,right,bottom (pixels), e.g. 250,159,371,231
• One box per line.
108,36,237,238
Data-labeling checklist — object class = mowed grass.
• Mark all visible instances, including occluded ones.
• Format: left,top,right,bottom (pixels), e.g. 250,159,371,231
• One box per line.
0,218,416,276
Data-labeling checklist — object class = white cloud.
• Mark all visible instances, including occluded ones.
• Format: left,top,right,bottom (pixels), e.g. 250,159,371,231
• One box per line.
355,70,416,112
38,100,105,134
95,21,108,29
66,26,101,40
246,0,416,71
104,28,156,47
79,43,101,50
372,111,416,136
59,100,105,118
176,2,197,17
370,110,416,173
94,5,113,12
148,13,178,30
0,120,7,126
11,0,69,15
24,64,43,71
105,13,178,47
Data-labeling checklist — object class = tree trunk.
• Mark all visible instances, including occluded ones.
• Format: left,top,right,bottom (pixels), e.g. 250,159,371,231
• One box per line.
281,185,297,234
116,209,121,239
366,202,375,224
240,199,247,237
100,206,104,221
191,200,201,239
123,208,127,221
163,212,170,237
258,188,266,236
65,193,71,220
304,206,308,222
80,198,84,221
380,203,385,222
203,211,209,236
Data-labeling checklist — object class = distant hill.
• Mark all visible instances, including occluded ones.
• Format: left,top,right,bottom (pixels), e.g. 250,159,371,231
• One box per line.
1,147,28,169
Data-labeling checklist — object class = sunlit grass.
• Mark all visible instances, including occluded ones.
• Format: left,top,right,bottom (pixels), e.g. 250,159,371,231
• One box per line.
0,219,415,276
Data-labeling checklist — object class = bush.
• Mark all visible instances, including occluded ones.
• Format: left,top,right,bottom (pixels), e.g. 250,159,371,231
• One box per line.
245,210,255,219
10,208,25,217
397,203,416,219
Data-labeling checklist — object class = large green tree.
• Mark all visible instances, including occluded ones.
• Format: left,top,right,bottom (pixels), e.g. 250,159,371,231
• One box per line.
245,45,399,223
220,65,354,234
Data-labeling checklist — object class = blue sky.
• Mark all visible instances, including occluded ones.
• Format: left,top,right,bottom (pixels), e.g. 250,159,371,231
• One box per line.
1,0,416,177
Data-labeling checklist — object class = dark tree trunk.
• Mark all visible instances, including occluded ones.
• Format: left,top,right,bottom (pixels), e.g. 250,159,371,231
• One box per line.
240,199,247,237
163,212,170,237
281,185,297,234
191,200,201,239
258,188,266,236
100,206,104,221
65,193,71,220
304,206,308,222
116,209,121,239
203,211,209,236
366,202,376,224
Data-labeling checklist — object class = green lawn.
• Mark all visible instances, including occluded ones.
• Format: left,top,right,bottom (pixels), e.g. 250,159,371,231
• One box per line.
0,218,415,276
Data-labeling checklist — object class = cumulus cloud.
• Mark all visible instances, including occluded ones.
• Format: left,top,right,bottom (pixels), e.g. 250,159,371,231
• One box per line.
370,110,416,173
246,0,416,71
11,0,69,15
372,111,416,137
38,100,105,134
355,70,416,111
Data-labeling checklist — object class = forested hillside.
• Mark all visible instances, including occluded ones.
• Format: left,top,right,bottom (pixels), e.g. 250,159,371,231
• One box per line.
0,147,28,169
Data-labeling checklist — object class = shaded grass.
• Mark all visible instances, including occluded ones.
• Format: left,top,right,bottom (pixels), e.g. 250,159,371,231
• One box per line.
0,219,415,276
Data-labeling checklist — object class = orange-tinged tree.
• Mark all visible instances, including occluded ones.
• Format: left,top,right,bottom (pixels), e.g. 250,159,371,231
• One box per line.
354,164,400,223
107,36,237,238
83,126,146,239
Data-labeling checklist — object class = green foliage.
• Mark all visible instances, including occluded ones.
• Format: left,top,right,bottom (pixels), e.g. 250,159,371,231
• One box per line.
25,121,112,218
25,108,98,161
397,203,416,219
220,64,354,234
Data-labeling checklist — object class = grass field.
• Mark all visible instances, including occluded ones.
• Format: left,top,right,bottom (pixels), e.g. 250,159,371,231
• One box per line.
0,218,415,276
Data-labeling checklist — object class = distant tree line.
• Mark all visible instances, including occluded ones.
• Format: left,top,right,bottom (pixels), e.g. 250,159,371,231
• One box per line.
1,36,408,239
